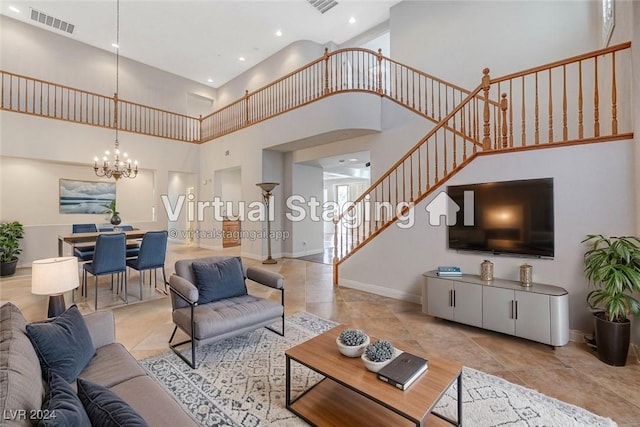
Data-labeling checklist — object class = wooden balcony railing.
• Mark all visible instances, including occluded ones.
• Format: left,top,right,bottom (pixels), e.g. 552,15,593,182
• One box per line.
331,42,633,284
0,70,200,143
2,48,477,144
199,48,487,142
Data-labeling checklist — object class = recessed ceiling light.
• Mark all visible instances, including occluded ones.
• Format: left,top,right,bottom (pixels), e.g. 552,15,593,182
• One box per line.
9,5,20,13
275,30,283,37
111,43,119,48
349,158,358,162
207,78,214,83
349,17,356,24
238,56,246,61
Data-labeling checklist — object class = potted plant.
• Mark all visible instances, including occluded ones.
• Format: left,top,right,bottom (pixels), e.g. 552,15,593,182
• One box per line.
582,234,640,366
103,200,121,225
0,221,25,277
361,339,397,372
336,329,370,357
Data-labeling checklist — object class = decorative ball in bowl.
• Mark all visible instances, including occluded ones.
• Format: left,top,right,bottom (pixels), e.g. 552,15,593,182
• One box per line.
336,329,370,358
361,339,399,372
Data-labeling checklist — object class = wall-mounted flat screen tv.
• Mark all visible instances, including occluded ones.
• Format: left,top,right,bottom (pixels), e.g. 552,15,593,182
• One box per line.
447,178,554,258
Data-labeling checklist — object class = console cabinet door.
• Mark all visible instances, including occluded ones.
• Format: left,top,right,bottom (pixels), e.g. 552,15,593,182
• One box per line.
482,286,516,335
514,291,551,344
452,281,483,328
427,277,454,321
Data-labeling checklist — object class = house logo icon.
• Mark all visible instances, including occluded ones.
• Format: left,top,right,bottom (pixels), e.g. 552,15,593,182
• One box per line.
425,191,474,226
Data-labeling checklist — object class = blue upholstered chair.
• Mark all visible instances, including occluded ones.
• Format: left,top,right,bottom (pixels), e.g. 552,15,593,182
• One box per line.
126,231,168,299
72,224,97,262
118,225,141,258
82,233,128,311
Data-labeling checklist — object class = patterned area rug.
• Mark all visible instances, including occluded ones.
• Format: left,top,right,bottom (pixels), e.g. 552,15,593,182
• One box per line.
141,313,617,427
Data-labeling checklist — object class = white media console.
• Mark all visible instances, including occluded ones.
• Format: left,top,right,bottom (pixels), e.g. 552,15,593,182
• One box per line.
422,271,570,346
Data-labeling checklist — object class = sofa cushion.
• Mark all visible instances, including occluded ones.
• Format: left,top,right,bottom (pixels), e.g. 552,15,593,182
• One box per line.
39,372,90,427
26,305,95,383
0,303,45,427
109,376,199,426
79,343,147,388
77,378,148,427
191,257,247,304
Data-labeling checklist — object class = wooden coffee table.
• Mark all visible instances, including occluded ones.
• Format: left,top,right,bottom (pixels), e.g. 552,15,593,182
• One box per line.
285,326,462,426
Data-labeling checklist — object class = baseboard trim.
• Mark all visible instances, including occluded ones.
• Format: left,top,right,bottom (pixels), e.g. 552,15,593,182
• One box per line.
570,329,588,344
284,249,324,258
339,278,421,304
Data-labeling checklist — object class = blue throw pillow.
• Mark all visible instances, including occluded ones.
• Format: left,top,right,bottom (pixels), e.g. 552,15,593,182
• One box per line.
26,305,95,383
38,372,91,427
191,257,247,304
77,378,148,427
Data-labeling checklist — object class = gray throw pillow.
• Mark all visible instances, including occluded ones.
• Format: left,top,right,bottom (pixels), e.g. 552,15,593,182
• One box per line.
77,378,148,427
26,305,95,383
38,372,91,427
191,257,247,304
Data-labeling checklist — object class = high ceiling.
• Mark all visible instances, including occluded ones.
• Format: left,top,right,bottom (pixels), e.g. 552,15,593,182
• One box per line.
1,0,397,87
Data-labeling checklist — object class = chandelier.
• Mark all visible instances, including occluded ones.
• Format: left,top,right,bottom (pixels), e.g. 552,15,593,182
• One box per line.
93,0,138,181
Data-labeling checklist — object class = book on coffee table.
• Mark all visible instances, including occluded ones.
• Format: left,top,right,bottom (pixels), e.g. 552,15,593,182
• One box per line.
377,352,428,390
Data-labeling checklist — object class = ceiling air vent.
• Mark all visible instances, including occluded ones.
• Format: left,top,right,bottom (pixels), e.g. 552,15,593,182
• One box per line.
307,0,338,14
30,8,75,34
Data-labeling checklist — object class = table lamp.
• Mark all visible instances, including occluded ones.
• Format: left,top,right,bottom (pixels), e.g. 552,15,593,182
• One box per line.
31,257,79,318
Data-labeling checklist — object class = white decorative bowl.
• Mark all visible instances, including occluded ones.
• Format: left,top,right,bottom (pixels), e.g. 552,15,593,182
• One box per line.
336,335,370,357
361,348,402,372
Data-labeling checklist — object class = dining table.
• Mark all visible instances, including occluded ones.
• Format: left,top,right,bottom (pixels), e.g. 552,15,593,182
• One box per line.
58,229,147,257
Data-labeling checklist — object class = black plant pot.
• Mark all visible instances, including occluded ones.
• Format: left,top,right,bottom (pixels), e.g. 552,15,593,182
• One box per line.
110,214,121,226
0,259,18,277
594,311,630,366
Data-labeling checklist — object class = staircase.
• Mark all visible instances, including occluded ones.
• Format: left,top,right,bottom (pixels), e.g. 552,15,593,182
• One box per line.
331,42,633,284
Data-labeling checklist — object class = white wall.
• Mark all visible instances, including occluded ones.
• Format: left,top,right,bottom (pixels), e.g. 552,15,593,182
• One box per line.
214,40,327,108
166,171,197,244
0,15,217,114
289,163,324,257
390,1,598,90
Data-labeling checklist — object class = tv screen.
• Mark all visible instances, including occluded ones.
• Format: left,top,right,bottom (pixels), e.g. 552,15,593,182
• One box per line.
447,178,554,258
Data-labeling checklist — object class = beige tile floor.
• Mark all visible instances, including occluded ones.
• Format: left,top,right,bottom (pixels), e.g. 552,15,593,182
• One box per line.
2,242,639,426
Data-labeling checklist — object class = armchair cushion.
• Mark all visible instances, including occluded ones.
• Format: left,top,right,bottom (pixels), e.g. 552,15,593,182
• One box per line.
26,305,96,383
191,257,247,305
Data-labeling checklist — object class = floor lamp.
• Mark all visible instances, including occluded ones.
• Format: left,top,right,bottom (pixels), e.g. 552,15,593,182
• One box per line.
256,182,279,264
31,257,79,318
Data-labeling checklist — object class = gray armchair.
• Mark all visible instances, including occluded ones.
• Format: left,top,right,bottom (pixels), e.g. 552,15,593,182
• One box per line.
168,256,284,368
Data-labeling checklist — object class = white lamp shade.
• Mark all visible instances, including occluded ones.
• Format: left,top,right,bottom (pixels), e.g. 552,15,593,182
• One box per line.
31,257,79,295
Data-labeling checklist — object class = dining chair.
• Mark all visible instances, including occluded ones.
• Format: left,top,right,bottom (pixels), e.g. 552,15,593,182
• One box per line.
126,231,168,298
82,233,128,311
72,224,98,262
118,225,142,258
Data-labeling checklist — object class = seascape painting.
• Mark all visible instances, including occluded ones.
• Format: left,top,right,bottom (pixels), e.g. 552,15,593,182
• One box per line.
59,179,115,214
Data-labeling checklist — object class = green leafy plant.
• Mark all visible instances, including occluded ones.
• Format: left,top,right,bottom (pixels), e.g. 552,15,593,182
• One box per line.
0,221,25,262
364,339,394,362
103,200,119,216
338,329,368,346
582,234,640,322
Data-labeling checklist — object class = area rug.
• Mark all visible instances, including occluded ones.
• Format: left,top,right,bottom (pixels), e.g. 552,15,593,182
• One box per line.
141,313,617,427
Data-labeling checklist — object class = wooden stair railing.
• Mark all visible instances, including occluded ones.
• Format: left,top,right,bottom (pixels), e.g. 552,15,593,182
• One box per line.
332,41,633,285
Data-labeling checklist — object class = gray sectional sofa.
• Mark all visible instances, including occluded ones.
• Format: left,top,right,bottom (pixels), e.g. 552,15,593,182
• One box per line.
0,302,198,426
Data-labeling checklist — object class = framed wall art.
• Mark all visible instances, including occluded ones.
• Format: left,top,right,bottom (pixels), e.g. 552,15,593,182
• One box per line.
59,179,115,214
